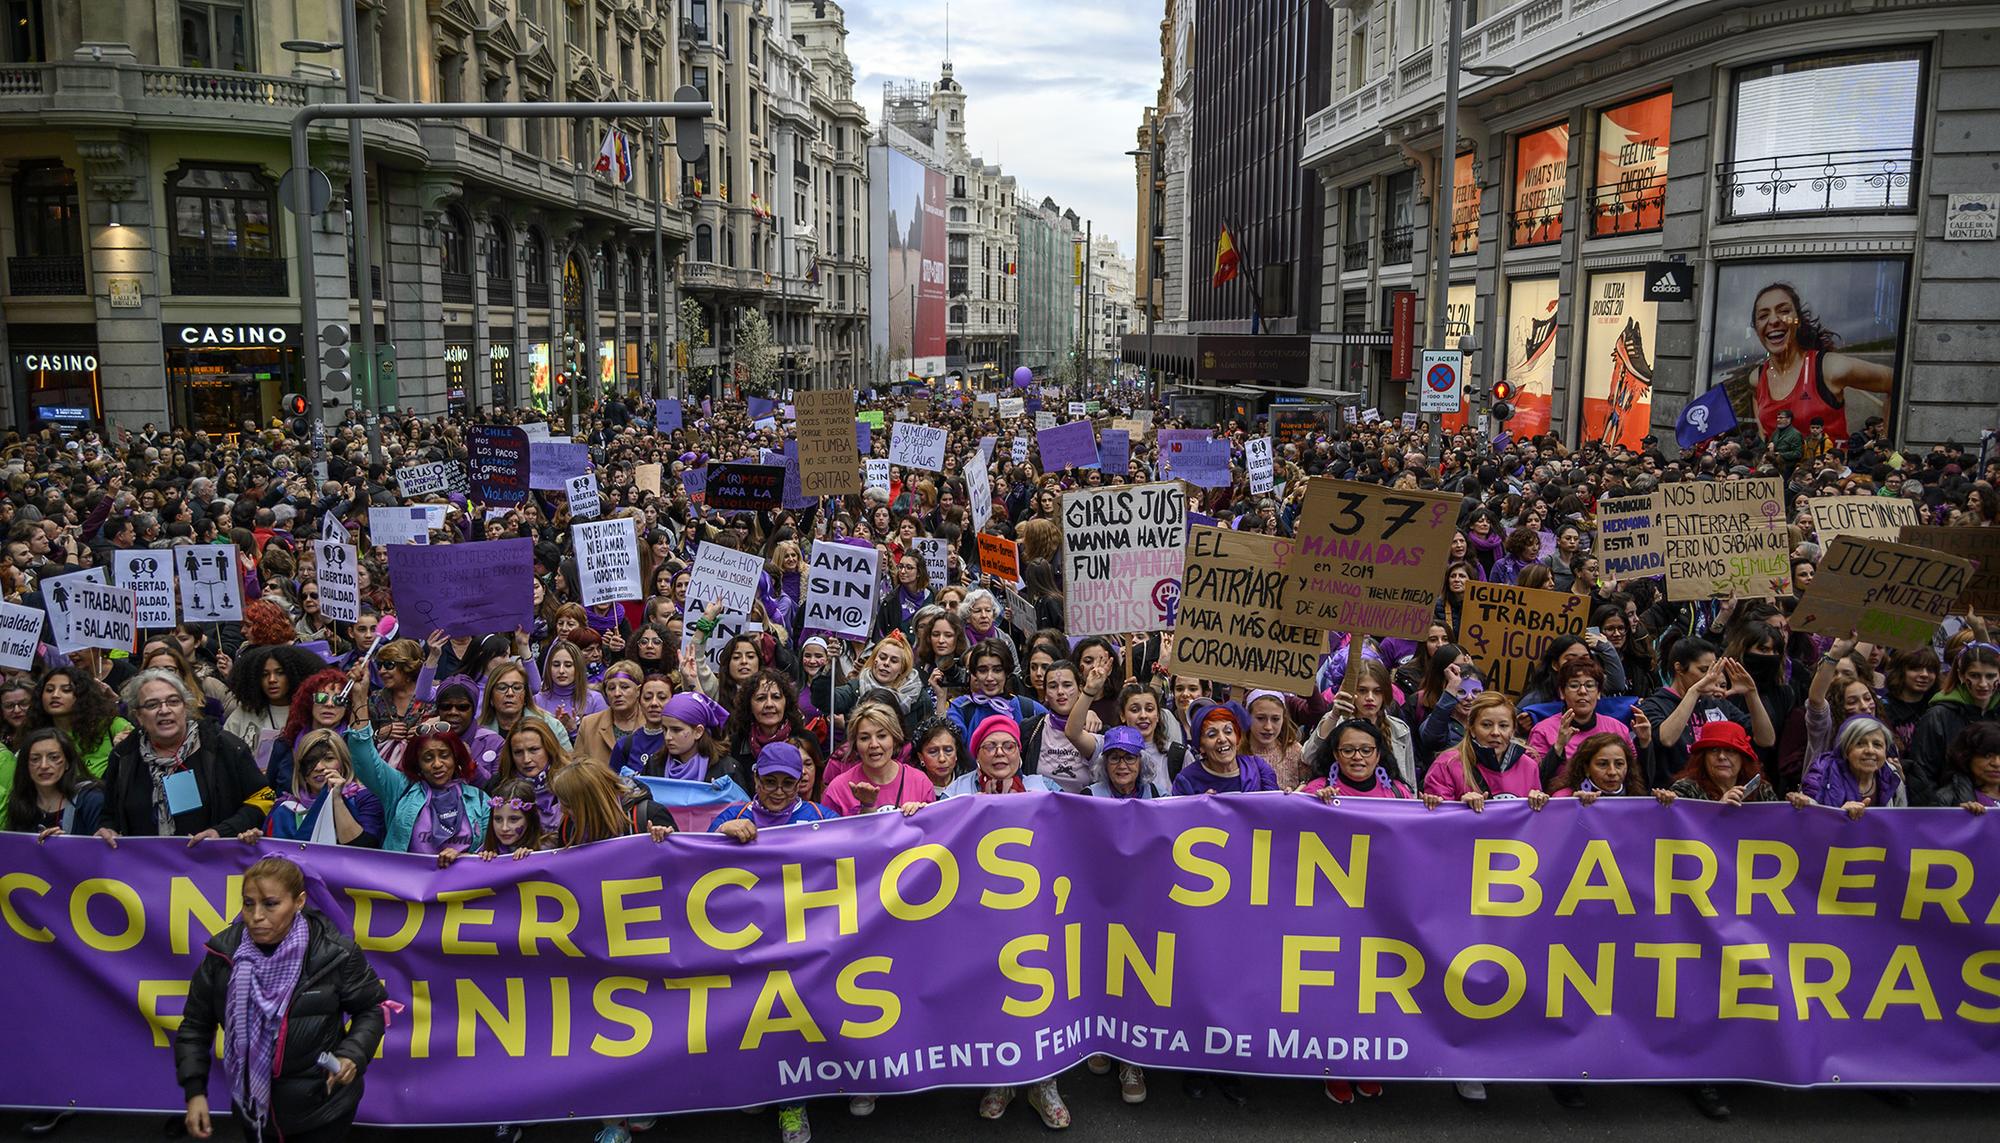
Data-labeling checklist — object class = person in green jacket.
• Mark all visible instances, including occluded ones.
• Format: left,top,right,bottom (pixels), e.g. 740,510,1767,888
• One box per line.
1769,408,1805,482
26,665,132,779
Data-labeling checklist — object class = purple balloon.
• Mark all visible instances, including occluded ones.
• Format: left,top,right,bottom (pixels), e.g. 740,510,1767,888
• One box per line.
1012,366,1033,388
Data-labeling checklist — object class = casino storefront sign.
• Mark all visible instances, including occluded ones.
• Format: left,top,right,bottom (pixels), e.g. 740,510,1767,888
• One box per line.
9,324,102,425
162,322,301,435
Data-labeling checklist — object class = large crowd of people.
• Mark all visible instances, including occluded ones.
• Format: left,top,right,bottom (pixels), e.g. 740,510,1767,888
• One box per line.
3,387,1996,1141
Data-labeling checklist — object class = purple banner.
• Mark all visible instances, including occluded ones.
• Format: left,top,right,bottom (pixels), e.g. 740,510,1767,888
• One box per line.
385,537,535,637
1099,429,1130,476
1,797,1994,1126
528,442,592,491
1037,420,1099,472
682,466,708,503
855,419,873,456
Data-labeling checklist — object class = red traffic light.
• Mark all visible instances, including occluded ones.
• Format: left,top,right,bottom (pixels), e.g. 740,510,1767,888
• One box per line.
1490,380,1517,403
282,393,309,417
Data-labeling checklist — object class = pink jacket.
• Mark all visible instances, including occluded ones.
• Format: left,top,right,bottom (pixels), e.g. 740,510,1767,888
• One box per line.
1422,745,1544,800
1523,712,1636,774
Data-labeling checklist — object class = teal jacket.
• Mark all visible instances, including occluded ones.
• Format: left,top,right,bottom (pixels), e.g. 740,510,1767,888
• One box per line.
345,724,490,854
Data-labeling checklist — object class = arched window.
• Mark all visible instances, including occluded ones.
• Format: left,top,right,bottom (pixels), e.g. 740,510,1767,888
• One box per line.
483,218,511,281
439,208,471,274
949,304,967,325
522,227,548,286
594,242,612,294
624,247,642,298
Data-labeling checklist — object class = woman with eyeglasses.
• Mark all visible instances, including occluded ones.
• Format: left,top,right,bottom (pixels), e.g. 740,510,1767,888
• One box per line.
98,668,273,844
0,675,36,755
261,666,358,792
140,639,230,724
478,660,573,752
237,726,384,848
291,579,350,655
26,664,132,780
1522,659,1649,786
5,727,103,839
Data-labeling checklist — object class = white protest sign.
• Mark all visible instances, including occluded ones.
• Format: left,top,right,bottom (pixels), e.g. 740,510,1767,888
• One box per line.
964,453,993,534
1069,401,1087,417
369,507,432,547
114,549,177,628
567,473,601,521
0,600,42,670
1000,397,1025,419
46,573,136,654
395,460,462,497
173,545,243,622
1012,436,1030,465
888,421,949,472
803,541,880,641
1246,437,1275,495
320,513,350,544
521,422,551,442
1060,482,1187,636
574,517,642,607
912,537,949,587
313,541,361,624
1035,411,1057,431
864,458,892,493
686,543,767,617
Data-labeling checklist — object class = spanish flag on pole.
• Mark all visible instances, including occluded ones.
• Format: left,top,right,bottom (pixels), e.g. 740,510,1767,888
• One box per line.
1212,225,1240,288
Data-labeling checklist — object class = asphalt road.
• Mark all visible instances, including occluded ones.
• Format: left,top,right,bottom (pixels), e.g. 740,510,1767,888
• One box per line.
9,1074,1990,1143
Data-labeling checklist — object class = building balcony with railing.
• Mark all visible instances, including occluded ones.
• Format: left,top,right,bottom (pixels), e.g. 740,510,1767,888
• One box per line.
170,251,287,297
1381,226,1414,265
7,254,85,296
1340,237,1370,273
1716,148,1918,221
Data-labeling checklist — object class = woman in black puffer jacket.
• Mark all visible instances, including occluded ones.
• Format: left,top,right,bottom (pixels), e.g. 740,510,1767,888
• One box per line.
175,855,387,1142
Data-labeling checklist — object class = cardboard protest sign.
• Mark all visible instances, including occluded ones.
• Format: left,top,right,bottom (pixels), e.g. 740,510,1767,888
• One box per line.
912,537,949,587
566,473,601,521
795,389,861,496
803,541,880,641
1810,496,1917,544
44,574,136,655
0,600,41,670
1461,581,1590,696
1037,420,1099,471
964,454,992,534
1290,479,1458,638
395,460,464,498
574,517,642,607
685,543,767,617
977,533,1021,584
1245,437,1275,495
387,538,535,638
1660,477,1791,600
1060,483,1186,636
1793,537,1974,650
312,541,360,624
320,513,350,545
635,463,662,496
1900,525,2000,612
1596,493,1664,578
466,425,530,505
888,422,949,472
113,550,176,629
1170,526,1325,692
172,544,243,622
528,442,592,491
369,507,431,548
707,462,786,511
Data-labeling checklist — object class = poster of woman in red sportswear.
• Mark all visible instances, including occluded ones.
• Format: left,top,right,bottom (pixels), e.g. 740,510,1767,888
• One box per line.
1709,259,1904,443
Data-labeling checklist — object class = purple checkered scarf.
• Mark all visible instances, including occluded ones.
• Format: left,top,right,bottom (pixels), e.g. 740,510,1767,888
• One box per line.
225,912,310,1141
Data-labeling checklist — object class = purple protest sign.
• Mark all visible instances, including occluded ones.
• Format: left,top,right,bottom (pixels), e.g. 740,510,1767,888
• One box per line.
527,442,592,490
655,397,684,433
465,425,530,505
1099,429,1130,475
1172,439,1234,488
681,465,708,503
1036,420,1099,472
855,419,873,456
764,445,817,511
386,537,534,637
3,797,1995,1127
748,396,776,421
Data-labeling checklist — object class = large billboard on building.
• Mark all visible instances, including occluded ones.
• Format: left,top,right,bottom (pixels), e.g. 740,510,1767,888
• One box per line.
1581,270,1658,451
869,144,947,379
1503,277,1560,436
1707,257,1907,443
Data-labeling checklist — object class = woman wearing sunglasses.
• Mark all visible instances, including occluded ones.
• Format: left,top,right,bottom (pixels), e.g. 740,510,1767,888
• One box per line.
239,726,385,849
262,666,359,792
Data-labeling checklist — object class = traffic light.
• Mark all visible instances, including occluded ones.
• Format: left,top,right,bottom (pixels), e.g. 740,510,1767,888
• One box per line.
281,392,311,437
1490,379,1517,424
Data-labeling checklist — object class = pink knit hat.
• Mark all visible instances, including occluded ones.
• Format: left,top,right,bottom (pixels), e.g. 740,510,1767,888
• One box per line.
969,715,1022,757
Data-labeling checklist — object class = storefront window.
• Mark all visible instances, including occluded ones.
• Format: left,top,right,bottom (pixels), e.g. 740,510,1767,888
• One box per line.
444,328,472,407
488,339,513,406
10,325,101,424
162,322,299,436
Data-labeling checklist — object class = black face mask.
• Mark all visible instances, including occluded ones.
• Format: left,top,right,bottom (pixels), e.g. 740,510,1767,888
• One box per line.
1744,652,1784,683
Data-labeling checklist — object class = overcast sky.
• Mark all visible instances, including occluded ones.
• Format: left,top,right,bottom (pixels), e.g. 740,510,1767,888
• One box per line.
843,0,1157,259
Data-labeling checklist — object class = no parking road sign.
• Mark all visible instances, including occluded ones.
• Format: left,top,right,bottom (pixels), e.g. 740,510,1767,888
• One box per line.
1420,350,1463,413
